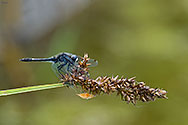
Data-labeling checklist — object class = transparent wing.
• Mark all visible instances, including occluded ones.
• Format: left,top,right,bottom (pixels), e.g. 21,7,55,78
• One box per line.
77,56,98,67
87,58,98,67
51,63,66,79
51,62,77,79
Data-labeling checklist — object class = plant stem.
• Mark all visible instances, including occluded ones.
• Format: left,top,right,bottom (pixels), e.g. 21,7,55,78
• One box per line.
0,83,65,96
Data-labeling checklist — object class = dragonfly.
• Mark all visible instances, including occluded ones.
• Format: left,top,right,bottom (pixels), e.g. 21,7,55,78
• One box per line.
20,52,98,99
20,52,98,79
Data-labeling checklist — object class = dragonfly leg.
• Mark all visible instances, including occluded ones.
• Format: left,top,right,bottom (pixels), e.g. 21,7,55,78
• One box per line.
56,62,68,79
57,70,65,79
67,63,72,73
57,64,65,70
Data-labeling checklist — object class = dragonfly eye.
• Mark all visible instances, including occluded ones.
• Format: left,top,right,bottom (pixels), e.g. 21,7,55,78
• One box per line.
71,55,78,62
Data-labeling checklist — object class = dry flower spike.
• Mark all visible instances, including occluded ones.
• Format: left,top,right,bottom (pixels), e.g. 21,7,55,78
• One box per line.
61,54,168,105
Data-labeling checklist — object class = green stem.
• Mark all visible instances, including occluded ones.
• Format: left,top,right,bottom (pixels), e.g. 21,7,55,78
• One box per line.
0,83,65,97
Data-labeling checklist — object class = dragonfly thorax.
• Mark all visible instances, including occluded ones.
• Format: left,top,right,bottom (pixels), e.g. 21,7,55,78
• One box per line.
52,53,80,78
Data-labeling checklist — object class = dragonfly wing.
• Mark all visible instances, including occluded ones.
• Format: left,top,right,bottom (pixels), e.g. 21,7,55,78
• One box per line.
52,61,78,79
87,59,98,67
51,63,67,79
77,56,98,67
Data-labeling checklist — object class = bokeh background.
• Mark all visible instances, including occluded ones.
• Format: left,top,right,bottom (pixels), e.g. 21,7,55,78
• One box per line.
0,0,188,125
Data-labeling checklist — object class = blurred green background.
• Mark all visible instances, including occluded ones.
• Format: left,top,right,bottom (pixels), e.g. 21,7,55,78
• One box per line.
0,0,188,125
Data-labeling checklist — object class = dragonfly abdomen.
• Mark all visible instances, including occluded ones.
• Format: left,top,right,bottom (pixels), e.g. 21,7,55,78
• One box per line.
20,58,55,62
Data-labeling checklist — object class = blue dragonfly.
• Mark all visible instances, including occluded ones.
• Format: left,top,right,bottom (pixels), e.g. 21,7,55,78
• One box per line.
20,52,98,79
0,52,97,98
